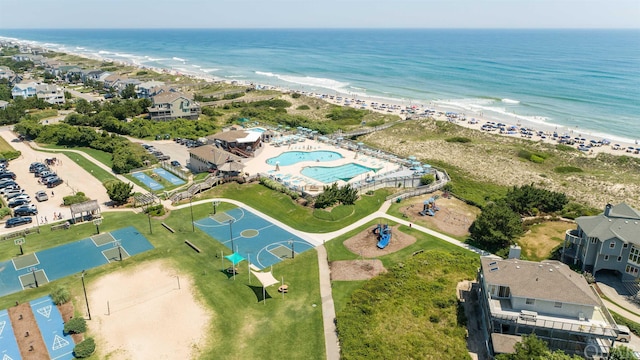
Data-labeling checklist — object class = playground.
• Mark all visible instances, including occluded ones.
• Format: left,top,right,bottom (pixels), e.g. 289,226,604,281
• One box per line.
399,191,480,237
194,207,315,270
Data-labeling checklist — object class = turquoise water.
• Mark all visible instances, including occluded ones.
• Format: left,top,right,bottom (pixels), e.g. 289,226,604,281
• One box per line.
1,29,638,141
302,163,377,183
267,150,343,166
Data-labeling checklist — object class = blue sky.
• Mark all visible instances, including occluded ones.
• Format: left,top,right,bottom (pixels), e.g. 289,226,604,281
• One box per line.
0,0,638,29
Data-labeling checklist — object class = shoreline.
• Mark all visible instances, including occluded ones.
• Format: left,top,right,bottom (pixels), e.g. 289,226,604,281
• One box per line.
3,36,640,157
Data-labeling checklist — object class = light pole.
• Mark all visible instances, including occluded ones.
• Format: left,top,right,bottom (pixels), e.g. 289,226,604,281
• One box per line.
189,196,195,232
228,219,235,252
144,202,152,234
81,270,91,320
212,200,220,215
93,218,102,234
288,240,295,259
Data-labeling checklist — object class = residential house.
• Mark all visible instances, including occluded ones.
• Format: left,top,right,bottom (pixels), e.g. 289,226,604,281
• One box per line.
562,203,640,281
11,82,37,99
205,129,262,158
0,100,8,110
111,78,141,94
147,92,200,121
36,83,65,104
188,145,243,174
0,67,23,86
136,81,165,99
477,256,618,357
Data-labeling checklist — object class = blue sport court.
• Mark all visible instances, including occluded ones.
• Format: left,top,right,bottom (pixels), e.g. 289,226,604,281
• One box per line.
195,207,314,270
0,227,154,297
0,309,21,360
153,168,185,186
132,172,164,191
30,296,75,360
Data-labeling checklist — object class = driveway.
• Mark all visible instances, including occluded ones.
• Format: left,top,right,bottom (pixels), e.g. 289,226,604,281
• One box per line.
0,127,111,235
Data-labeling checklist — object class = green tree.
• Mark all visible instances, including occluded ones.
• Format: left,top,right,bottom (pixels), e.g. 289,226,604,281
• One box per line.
73,338,95,358
63,317,87,334
469,200,523,251
74,98,93,115
51,286,70,305
495,334,582,360
106,181,134,205
420,174,435,186
121,83,137,99
609,346,636,360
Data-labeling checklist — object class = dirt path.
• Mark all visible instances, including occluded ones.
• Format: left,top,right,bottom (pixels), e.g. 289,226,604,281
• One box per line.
8,303,48,359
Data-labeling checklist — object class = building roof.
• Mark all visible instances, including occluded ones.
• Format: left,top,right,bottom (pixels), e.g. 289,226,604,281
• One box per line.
151,91,190,105
480,257,600,307
208,130,261,144
70,200,100,214
576,203,640,245
189,145,242,166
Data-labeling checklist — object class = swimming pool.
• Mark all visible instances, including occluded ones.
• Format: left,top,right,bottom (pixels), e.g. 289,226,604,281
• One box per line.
266,151,343,166
302,163,377,183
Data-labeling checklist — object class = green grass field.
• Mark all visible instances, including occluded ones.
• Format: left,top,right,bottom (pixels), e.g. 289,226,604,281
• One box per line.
37,146,117,184
0,135,15,153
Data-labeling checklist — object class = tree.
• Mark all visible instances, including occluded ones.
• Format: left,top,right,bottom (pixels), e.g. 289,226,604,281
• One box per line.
609,346,636,360
64,317,87,334
51,286,70,305
420,174,435,186
106,181,134,205
469,200,523,251
73,338,95,358
495,334,582,360
121,83,137,99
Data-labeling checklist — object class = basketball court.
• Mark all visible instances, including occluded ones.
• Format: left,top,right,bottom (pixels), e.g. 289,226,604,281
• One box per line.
195,207,315,270
0,226,153,298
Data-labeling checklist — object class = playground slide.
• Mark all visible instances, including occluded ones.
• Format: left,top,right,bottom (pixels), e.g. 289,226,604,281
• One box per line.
427,209,435,216
377,232,391,249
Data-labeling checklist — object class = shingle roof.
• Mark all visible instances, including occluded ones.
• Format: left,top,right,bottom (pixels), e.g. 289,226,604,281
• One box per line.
208,130,261,144
189,145,242,166
481,257,600,306
576,203,640,244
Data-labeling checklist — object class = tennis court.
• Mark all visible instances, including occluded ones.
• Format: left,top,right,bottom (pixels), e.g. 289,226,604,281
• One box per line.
132,172,164,191
0,227,154,297
30,296,75,360
153,168,185,185
195,207,314,270
0,309,21,360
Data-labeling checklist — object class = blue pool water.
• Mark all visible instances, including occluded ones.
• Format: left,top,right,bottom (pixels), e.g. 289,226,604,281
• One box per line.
132,172,164,191
153,168,185,186
302,163,377,183
267,151,342,166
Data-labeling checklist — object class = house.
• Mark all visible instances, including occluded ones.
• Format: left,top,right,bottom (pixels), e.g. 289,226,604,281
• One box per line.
477,256,618,357
147,92,200,121
36,83,65,104
188,145,244,174
206,129,262,158
0,100,8,110
562,203,640,281
11,82,37,99
136,81,166,99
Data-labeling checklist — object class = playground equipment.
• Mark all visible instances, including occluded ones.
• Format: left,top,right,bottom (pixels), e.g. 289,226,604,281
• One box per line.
419,196,440,216
373,223,392,249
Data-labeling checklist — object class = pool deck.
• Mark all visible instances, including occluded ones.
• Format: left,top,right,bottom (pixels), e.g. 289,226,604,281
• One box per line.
244,136,401,188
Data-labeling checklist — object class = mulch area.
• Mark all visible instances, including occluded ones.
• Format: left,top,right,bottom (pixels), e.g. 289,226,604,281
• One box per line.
330,259,387,281
6,301,81,358
8,303,48,359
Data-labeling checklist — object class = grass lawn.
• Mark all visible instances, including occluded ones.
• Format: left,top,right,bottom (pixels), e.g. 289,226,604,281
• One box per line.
517,221,570,261
0,201,325,359
202,182,392,233
0,135,15,153
27,109,59,121
36,146,117,184
42,145,114,168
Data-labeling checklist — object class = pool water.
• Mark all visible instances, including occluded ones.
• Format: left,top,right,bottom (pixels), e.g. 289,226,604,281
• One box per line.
266,151,343,166
302,163,377,183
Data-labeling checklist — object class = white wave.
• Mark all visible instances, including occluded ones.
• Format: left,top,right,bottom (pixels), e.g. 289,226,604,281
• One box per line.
254,71,349,94
172,56,186,62
256,71,276,77
191,65,201,68
75,46,86,50
502,98,520,104
143,56,169,62
201,68,220,73
228,75,246,78
98,50,112,55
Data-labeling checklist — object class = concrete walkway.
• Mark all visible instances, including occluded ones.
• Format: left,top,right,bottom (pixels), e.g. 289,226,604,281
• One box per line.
317,245,341,360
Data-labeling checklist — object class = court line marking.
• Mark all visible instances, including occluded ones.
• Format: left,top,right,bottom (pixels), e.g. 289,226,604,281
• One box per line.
12,253,40,271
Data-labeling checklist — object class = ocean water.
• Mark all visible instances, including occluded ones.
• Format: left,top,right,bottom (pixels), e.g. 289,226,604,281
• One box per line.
1,29,638,142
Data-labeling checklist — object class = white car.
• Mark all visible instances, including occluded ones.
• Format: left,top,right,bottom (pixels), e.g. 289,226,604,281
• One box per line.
0,185,20,194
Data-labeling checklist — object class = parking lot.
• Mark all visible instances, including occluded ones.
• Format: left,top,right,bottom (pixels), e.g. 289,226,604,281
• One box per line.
0,127,111,235
128,137,191,170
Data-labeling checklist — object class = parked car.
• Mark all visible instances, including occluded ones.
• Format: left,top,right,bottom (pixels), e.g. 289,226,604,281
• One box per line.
34,167,50,177
157,155,170,161
0,181,18,189
0,185,20,194
35,190,49,202
4,189,25,199
29,162,45,172
9,194,30,202
170,160,181,167
5,216,32,228
45,176,63,188
38,170,55,179
8,198,30,208
0,172,16,180
14,205,37,216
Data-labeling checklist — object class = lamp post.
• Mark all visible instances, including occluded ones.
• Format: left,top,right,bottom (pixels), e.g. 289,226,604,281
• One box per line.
189,196,195,232
212,200,220,215
144,202,152,234
81,270,91,320
93,218,102,234
288,240,295,259
228,219,235,252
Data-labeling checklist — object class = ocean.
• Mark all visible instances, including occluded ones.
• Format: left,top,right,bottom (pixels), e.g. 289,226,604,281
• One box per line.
1,29,638,142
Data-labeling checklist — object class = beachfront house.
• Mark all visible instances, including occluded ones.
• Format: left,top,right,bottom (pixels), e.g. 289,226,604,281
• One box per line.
11,82,37,99
561,203,640,281
477,257,618,357
188,145,244,174
35,83,65,105
205,129,262,158
136,81,166,98
147,92,200,121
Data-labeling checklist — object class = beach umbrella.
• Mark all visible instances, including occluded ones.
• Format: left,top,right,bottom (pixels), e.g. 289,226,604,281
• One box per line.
408,155,417,161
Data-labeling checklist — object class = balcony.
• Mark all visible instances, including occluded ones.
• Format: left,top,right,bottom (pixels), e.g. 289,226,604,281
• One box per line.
565,230,582,245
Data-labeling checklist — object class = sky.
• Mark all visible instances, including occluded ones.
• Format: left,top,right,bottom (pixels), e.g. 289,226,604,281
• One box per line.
0,0,639,29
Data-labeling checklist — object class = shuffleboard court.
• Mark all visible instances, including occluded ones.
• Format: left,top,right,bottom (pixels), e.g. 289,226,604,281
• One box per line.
132,172,164,191
0,227,154,298
153,168,185,185
30,296,74,360
0,309,21,360
195,207,314,270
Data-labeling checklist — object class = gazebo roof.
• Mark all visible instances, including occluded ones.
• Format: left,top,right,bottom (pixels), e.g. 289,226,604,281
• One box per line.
70,200,100,214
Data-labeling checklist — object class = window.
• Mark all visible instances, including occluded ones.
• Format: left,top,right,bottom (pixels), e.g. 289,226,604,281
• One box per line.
526,298,535,305
610,242,616,249
624,243,629,248
618,256,623,262
591,238,597,244
554,302,562,308
626,265,639,276
604,255,609,261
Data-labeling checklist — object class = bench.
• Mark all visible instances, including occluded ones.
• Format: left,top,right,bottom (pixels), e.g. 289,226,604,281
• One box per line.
184,240,201,253
162,222,175,233
51,222,70,231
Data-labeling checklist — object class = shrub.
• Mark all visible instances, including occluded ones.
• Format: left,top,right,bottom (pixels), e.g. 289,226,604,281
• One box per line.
420,174,435,186
0,150,21,160
554,166,583,174
296,105,310,110
529,154,545,163
0,207,11,219
144,204,165,216
63,192,90,206
445,137,471,143
291,93,301,99
51,286,71,305
73,338,96,358
64,317,87,334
